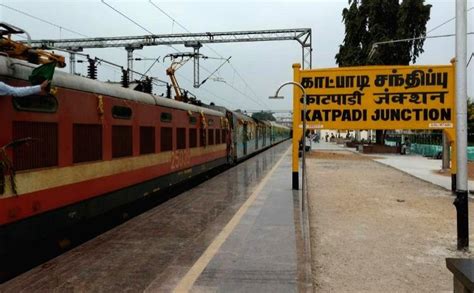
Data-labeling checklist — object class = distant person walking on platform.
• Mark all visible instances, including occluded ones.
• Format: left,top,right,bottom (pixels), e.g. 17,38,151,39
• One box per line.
401,138,411,155
0,80,49,97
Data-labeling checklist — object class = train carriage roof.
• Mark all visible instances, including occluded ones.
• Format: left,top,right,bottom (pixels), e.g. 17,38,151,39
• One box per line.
258,120,272,126
0,56,224,117
269,121,290,130
230,110,255,124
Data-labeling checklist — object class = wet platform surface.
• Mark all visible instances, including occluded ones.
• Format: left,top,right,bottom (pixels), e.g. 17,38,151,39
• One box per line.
1,141,311,292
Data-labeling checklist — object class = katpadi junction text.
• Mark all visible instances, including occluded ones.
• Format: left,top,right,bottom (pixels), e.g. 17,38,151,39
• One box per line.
301,108,452,122
294,65,454,129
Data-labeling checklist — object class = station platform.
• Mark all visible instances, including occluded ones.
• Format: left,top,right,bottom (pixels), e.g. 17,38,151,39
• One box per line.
312,140,474,192
0,141,312,292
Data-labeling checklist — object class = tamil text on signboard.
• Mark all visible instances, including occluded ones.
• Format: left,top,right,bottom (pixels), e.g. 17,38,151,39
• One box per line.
294,65,454,130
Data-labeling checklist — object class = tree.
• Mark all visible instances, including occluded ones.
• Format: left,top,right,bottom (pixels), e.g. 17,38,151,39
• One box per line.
468,98,474,145
251,111,276,121
336,0,431,144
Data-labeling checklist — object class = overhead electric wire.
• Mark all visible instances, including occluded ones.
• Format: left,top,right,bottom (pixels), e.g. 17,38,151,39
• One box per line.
8,1,164,80
100,0,191,81
99,1,238,107
221,80,267,109
1,4,171,90
148,0,245,89
375,32,473,46
427,7,474,34
369,32,474,59
141,57,161,77
148,1,189,33
177,72,240,108
467,52,474,68
200,56,232,86
1,2,152,62
368,8,474,62
227,62,261,99
103,0,264,109
148,0,270,109
100,62,124,76
0,3,89,38
149,0,266,104
3,2,266,109
101,0,154,35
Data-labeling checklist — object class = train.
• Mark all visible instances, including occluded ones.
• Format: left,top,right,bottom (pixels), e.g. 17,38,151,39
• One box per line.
0,48,290,261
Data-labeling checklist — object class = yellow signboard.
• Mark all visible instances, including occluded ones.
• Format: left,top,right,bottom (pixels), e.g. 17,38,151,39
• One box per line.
293,64,454,130
290,63,457,190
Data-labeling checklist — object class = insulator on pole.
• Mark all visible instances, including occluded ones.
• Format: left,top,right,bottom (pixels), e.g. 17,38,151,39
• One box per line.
87,58,97,80
166,84,171,99
144,77,152,94
121,69,129,88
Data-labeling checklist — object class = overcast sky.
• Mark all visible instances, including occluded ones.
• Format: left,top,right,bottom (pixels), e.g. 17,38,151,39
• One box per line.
1,0,473,112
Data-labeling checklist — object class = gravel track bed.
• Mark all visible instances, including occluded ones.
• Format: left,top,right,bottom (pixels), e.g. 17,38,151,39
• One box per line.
307,151,473,292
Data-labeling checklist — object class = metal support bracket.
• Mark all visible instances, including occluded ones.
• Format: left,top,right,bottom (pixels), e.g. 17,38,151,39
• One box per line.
185,41,202,88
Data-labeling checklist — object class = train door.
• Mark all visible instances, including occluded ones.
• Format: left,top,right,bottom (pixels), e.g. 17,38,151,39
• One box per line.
243,122,248,156
263,127,266,147
271,126,275,144
255,126,259,149
226,111,235,163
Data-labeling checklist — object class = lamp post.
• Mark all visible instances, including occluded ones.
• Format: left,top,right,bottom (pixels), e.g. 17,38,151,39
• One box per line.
269,81,308,196
454,0,468,250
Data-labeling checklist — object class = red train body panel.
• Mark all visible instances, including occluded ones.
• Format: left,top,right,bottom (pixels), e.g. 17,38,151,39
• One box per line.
0,55,289,264
0,57,228,228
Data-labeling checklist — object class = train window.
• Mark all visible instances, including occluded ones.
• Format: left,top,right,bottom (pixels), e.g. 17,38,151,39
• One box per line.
140,126,155,155
12,94,58,113
177,128,186,150
208,129,214,145
73,124,102,163
215,129,221,144
199,129,206,147
12,121,58,171
161,112,172,122
189,128,197,148
112,106,132,119
160,127,173,151
189,116,197,125
208,119,214,126
222,129,227,143
112,125,133,158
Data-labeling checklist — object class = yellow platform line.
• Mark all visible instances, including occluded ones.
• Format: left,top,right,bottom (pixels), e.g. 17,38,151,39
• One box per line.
173,146,290,292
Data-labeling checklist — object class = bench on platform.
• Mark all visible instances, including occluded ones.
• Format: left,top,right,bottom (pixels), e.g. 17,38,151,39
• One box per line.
359,144,400,154
446,258,474,293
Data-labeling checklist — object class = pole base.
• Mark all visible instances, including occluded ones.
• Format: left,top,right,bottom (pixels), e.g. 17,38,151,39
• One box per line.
452,173,457,194
292,171,299,190
453,190,469,250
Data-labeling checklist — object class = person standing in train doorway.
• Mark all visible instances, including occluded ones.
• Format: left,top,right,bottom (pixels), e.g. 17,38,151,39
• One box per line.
0,80,49,97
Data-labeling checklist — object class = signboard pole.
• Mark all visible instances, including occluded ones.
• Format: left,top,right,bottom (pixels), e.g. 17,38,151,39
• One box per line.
442,131,450,170
445,128,458,192
294,53,458,246
292,64,302,190
454,0,469,250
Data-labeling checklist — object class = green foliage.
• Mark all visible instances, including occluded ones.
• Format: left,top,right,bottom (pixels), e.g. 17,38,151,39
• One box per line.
335,0,431,67
468,98,474,122
251,111,276,121
336,0,431,144
468,98,474,144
